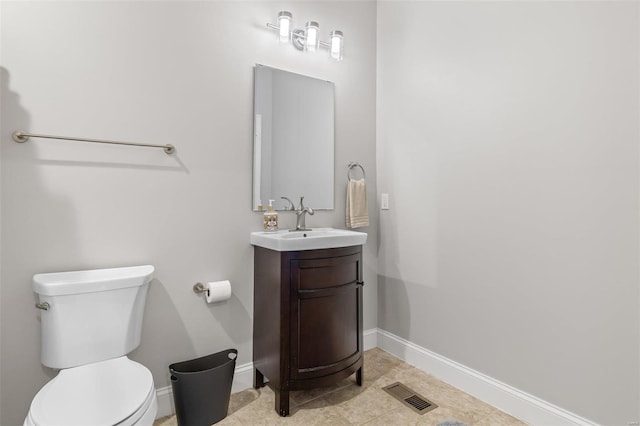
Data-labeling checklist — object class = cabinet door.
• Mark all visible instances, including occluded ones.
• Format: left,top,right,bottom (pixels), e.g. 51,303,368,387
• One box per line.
289,252,362,380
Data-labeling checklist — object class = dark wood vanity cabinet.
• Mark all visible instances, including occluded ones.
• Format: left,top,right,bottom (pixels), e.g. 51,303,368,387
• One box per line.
253,245,364,416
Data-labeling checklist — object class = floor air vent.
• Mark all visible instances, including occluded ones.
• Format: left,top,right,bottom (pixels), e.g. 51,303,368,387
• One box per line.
382,382,438,415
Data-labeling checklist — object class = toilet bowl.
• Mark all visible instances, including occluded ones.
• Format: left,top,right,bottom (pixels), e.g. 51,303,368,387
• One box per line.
26,265,157,426
25,357,158,426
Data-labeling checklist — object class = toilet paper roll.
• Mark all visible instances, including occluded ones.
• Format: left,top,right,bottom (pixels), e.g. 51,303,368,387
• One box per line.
204,280,232,303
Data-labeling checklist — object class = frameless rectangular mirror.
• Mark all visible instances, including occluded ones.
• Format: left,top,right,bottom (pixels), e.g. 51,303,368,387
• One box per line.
253,64,335,211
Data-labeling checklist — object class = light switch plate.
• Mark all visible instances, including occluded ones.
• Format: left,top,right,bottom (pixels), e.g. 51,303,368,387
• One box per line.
381,193,389,210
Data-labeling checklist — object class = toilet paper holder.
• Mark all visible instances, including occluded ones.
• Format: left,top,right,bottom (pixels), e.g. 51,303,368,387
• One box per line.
193,282,208,295
193,280,232,304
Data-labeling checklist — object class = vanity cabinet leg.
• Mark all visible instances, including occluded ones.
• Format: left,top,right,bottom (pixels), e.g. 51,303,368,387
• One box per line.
356,366,363,386
275,389,290,417
254,368,265,389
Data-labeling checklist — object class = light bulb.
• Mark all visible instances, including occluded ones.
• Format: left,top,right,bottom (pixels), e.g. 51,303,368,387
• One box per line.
330,30,343,61
278,11,292,43
304,21,319,52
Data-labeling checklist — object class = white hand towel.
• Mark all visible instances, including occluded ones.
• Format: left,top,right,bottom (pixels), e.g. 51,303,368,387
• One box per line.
346,178,369,229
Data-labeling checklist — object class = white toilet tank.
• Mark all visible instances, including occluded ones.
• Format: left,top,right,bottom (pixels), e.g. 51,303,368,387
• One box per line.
33,265,155,369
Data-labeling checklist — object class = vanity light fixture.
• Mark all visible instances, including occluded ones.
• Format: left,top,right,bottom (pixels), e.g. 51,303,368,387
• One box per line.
266,11,344,61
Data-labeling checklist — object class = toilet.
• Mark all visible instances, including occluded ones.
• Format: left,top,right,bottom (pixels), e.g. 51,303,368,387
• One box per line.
25,265,158,426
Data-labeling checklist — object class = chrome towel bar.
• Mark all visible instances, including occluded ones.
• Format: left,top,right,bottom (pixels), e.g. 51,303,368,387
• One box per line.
12,130,175,155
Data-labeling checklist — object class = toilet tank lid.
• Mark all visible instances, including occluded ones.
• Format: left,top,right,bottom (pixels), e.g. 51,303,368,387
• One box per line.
33,265,154,296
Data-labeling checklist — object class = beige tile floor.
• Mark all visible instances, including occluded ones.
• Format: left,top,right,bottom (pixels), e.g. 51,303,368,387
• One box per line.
155,348,527,426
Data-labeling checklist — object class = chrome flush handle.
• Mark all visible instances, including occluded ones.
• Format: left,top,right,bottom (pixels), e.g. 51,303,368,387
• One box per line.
35,302,50,310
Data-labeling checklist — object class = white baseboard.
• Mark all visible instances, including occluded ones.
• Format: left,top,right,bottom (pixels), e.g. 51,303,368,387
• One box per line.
156,386,174,419
157,327,379,418
376,328,600,426
232,361,255,394
364,327,378,350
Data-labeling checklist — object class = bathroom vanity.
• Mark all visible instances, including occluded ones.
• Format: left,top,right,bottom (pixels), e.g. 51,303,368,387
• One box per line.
251,65,366,416
251,231,366,417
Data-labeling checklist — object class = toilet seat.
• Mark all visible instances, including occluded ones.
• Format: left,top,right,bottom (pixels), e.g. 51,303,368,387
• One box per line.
26,356,157,426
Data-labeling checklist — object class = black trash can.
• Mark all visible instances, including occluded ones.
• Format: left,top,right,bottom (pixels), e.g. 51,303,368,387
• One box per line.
169,349,237,426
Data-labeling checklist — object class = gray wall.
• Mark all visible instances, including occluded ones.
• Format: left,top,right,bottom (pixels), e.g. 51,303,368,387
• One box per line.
0,2,377,424
4,1,640,425
376,2,639,425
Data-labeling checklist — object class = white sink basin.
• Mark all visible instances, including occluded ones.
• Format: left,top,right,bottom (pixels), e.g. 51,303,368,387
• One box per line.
250,228,367,251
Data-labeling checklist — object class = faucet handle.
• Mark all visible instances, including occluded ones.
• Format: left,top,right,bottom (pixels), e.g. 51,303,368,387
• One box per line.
299,197,314,215
281,196,295,211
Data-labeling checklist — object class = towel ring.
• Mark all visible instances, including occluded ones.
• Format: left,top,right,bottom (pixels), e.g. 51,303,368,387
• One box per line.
347,162,366,181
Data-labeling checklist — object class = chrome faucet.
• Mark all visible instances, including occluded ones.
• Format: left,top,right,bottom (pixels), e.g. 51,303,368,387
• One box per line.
281,196,314,231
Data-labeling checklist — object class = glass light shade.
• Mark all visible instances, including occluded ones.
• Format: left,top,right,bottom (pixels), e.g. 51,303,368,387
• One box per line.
330,30,343,61
304,21,320,52
278,11,292,43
